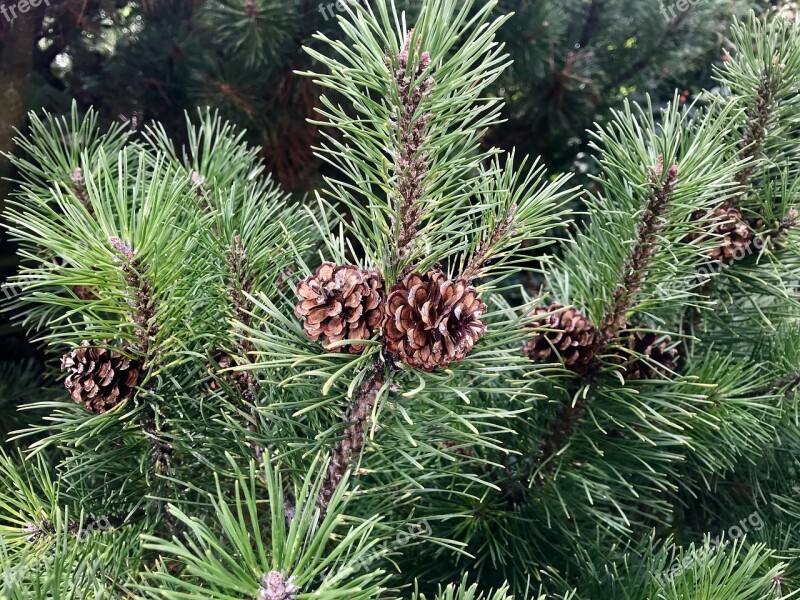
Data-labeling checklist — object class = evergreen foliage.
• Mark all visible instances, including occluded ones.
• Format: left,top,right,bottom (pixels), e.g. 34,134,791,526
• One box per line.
0,1,799,598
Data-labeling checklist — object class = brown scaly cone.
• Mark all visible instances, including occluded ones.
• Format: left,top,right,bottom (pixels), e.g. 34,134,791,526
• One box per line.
383,271,486,372
614,328,679,381
207,351,254,393
61,341,142,413
522,303,597,375
688,204,754,263
295,262,385,354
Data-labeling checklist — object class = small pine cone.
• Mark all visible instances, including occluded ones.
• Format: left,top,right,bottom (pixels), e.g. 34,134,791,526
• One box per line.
208,351,253,392
383,271,486,371
616,329,678,381
61,341,142,413
689,205,753,262
295,263,385,353
73,285,98,301
523,303,597,375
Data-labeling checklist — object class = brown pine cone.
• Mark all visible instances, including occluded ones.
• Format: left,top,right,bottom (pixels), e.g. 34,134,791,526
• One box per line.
689,205,754,263
208,351,254,392
73,285,98,301
61,341,142,413
383,271,486,371
295,262,385,353
615,329,678,381
522,303,597,375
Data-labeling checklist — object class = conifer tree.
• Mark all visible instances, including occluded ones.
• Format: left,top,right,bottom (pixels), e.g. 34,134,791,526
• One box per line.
1,2,799,599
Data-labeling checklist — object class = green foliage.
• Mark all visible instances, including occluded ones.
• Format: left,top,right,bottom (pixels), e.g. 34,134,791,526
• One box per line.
139,455,389,599
412,574,514,600
0,2,799,599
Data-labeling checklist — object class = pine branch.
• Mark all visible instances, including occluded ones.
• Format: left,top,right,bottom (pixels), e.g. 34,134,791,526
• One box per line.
733,69,780,198
317,359,386,514
69,167,91,213
531,382,596,485
534,157,680,480
222,234,263,466
598,158,680,343
603,9,690,94
759,207,799,249
578,0,606,50
108,238,178,529
110,236,158,368
460,205,517,282
388,30,434,278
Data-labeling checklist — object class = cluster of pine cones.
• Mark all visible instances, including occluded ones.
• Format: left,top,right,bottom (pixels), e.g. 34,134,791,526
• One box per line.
294,262,486,372
523,303,678,380
521,203,767,380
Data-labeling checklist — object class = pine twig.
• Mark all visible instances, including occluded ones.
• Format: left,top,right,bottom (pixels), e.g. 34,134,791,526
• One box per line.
109,237,176,532
110,236,158,369
533,158,679,480
603,9,689,95
598,158,679,343
69,167,91,213
532,381,597,485
578,0,606,50
733,69,780,197
460,205,517,281
758,208,800,250
387,30,434,278
317,359,386,514
222,235,264,466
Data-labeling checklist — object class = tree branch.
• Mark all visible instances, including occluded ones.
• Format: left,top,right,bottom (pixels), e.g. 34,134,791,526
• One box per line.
317,359,386,514
387,30,434,278
578,0,606,50
460,205,516,281
533,158,680,481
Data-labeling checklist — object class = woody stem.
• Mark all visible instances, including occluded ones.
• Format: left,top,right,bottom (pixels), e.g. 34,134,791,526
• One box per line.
317,359,386,514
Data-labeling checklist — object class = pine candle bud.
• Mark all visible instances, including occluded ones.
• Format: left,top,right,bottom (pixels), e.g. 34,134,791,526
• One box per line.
70,167,90,207
258,571,298,600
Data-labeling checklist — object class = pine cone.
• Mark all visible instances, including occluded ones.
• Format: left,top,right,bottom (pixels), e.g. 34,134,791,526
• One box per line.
689,205,753,262
61,341,142,413
208,351,253,392
73,285,98,301
383,271,486,371
522,303,597,375
615,329,678,380
295,262,385,353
